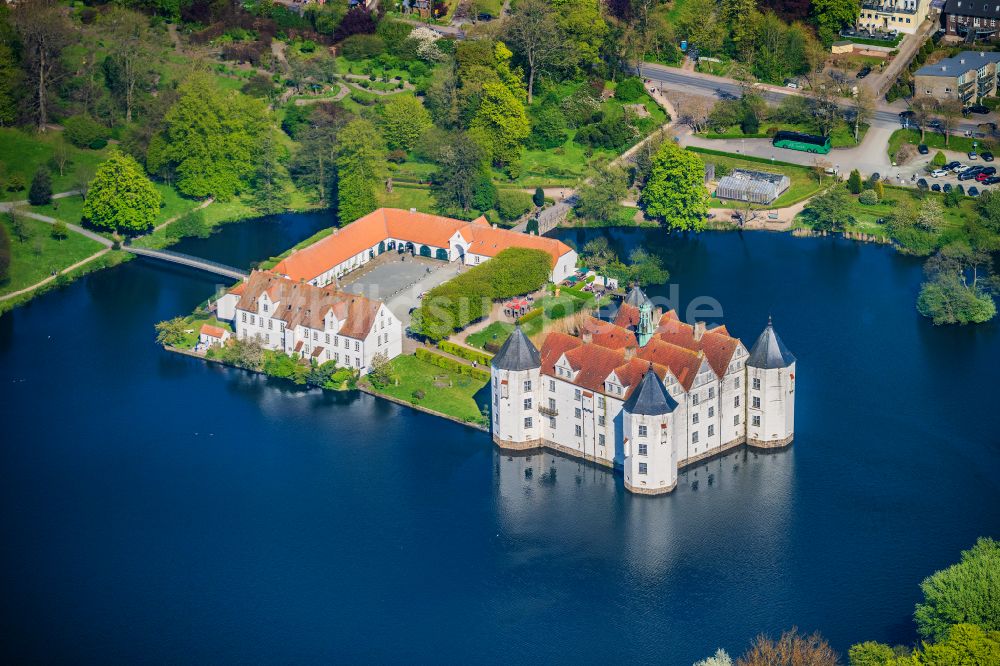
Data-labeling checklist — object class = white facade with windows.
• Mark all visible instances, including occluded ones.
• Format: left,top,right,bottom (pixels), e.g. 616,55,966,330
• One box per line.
490,289,796,496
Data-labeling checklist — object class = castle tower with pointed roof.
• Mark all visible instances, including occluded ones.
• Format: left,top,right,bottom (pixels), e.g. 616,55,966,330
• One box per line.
746,317,796,448
622,366,679,494
490,326,542,449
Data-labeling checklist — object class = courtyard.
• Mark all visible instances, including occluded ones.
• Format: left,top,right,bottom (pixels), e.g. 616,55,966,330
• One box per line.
339,252,463,324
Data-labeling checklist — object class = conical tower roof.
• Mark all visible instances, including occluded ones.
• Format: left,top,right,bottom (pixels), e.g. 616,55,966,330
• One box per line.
624,285,652,308
491,326,541,371
623,366,677,416
747,317,796,369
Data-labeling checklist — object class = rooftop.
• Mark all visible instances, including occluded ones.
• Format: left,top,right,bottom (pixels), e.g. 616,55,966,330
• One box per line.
915,50,1000,77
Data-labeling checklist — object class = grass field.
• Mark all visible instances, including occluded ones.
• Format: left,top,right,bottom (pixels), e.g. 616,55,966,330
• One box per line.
0,128,110,202
887,128,994,158
372,354,487,423
1,215,105,297
689,148,825,208
380,184,436,212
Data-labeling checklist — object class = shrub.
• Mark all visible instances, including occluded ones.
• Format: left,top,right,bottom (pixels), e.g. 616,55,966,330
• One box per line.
28,167,52,206
527,104,568,149
6,173,25,192
740,110,759,135
517,307,543,324
50,221,69,239
848,169,863,194
415,348,490,381
438,340,492,365
341,33,386,60
615,77,645,103
533,187,544,207
496,189,533,221
62,115,107,148
932,150,947,168
387,149,407,163
166,210,211,240
859,189,879,205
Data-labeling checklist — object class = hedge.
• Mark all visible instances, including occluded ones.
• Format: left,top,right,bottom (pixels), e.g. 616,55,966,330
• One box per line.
438,340,493,365
415,348,491,381
517,307,543,324
687,146,806,170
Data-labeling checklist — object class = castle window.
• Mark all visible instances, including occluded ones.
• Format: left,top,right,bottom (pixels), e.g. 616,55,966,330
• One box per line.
524,380,532,392
692,394,700,406
269,320,273,330
708,425,715,437
638,425,647,437
325,333,330,343
753,378,761,390
574,407,581,418
598,415,605,426
597,396,605,408
708,407,714,418
549,417,556,428
638,444,648,456
354,341,360,351
524,398,532,410
575,425,582,436
242,313,247,323
548,398,556,410
735,377,740,389
753,397,761,409
752,415,760,427
525,417,533,428
638,463,647,475
598,434,605,446
549,380,555,391
263,303,268,313
692,431,700,444
692,413,699,425
734,395,740,408
574,389,581,401
734,415,740,426
708,387,715,399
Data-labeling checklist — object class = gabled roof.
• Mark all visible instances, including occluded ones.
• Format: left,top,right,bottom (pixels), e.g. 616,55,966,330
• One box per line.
656,312,740,377
234,270,382,339
635,337,704,391
623,366,678,415
200,324,227,338
941,1,1000,22
613,302,641,329
747,318,796,369
492,326,541,371
582,316,637,350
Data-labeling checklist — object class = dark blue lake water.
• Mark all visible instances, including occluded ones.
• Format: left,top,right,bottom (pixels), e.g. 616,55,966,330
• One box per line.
1,214,998,664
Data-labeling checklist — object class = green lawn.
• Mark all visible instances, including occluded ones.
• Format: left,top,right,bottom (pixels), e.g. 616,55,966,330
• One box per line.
689,148,825,208
1,215,105,296
28,183,201,230
371,354,488,424
466,321,516,351
466,288,597,350
887,128,993,158
381,184,436,212
0,128,110,202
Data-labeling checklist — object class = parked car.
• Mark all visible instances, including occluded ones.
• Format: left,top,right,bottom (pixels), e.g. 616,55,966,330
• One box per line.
944,161,961,170
943,183,953,193
959,169,981,180
968,104,990,115
976,172,991,182
931,168,949,177
870,172,880,182
928,119,943,129
899,110,915,119
984,176,1000,185
918,144,930,155
956,184,966,195
981,166,997,175
932,183,942,191
983,151,995,162
917,178,928,189
969,151,979,160
969,186,981,196
857,66,872,79
952,163,968,172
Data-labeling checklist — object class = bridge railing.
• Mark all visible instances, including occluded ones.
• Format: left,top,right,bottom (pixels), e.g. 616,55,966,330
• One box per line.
125,245,248,278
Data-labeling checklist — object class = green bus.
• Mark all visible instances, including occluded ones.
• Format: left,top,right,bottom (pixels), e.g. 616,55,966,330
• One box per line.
772,131,831,154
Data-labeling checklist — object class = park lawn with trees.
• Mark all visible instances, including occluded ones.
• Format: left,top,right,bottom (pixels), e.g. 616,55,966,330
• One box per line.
887,129,989,159
689,148,825,208
0,214,105,297
365,354,488,424
0,128,110,202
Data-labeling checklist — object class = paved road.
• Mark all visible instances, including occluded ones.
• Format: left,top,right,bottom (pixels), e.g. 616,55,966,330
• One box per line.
639,63,992,134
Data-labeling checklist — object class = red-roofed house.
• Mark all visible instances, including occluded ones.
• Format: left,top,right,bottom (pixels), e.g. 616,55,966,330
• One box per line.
199,324,231,348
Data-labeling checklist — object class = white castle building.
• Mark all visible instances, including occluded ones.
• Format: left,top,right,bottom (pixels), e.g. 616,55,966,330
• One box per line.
490,287,796,495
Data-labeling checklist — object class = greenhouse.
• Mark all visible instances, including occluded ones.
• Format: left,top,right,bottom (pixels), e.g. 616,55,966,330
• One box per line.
715,169,791,205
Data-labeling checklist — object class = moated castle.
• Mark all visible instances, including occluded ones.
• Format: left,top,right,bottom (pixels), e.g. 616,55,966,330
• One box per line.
490,287,796,495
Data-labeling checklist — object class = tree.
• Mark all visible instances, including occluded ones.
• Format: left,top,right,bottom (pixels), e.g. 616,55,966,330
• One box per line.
50,220,68,239
533,187,545,207
549,0,607,70
102,8,148,123
367,352,393,388
505,0,567,103
83,151,161,233
574,163,627,221
378,95,432,152
470,81,530,172
694,649,733,666
431,136,489,213
640,140,709,231
250,135,291,216
852,87,874,143
155,317,187,347
938,99,963,147
28,167,51,206
803,187,854,232
50,142,71,177
914,537,1000,639
154,73,269,200
11,0,73,129
910,96,937,142
810,0,860,46
847,169,863,194
736,628,839,666
289,124,341,207
911,623,1000,664
847,641,898,666
626,248,669,286
931,151,947,168
336,119,387,224
0,42,22,126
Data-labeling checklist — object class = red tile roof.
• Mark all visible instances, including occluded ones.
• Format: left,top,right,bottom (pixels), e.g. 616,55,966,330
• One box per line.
613,303,641,328
200,324,227,338
655,311,740,377
582,316,637,350
271,208,572,282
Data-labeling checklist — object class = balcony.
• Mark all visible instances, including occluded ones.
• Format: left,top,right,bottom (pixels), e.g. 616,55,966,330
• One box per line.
860,0,919,13
538,405,559,417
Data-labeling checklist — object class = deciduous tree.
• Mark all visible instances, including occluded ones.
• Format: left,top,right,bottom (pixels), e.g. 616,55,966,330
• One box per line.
336,119,387,223
251,135,291,216
504,0,567,103
11,0,73,129
640,140,709,231
470,81,529,173
83,150,162,233
378,95,432,152
574,163,628,221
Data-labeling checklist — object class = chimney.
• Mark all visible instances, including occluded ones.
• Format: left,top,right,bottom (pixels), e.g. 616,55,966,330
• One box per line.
492,223,498,228
694,321,706,342
624,345,636,361
582,330,593,344
410,207,416,213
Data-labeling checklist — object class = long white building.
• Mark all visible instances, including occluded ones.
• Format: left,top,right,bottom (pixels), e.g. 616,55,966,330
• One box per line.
216,270,402,375
490,287,796,495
